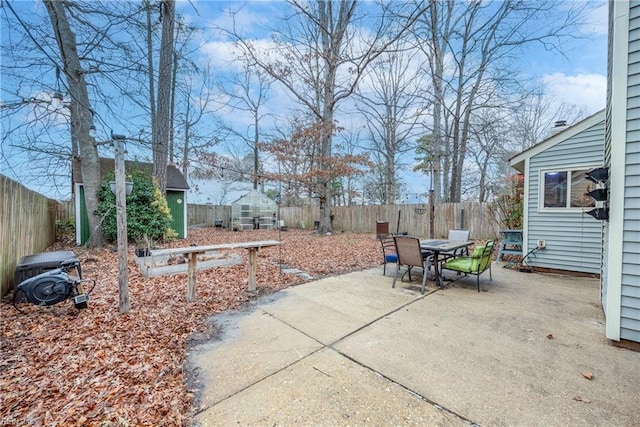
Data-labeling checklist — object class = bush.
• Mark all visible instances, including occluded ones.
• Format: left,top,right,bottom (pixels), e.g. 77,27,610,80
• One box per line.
489,174,523,230
97,170,176,243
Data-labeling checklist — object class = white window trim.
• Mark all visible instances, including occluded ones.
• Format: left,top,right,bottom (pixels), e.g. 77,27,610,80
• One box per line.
537,164,602,213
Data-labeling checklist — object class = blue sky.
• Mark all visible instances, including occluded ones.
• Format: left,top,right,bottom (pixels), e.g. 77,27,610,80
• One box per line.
179,0,609,203
1,0,609,203
187,0,608,113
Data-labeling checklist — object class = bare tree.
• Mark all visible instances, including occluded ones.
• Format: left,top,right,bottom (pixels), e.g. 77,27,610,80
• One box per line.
355,40,430,204
226,0,426,233
414,0,587,202
153,0,175,194
215,63,272,190
465,108,511,202
510,91,588,152
43,0,104,247
173,61,222,178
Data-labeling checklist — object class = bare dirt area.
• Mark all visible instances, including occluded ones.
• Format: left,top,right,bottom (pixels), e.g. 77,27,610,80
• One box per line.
0,228,381,426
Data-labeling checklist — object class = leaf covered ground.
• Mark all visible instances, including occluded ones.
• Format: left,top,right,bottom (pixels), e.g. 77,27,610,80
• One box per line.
0,228,381,426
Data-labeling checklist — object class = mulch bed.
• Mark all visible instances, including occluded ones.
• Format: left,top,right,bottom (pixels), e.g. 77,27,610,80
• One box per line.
0,228,381,426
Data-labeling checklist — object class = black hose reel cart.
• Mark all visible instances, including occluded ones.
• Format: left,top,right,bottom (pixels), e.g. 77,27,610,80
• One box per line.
13,251,94,310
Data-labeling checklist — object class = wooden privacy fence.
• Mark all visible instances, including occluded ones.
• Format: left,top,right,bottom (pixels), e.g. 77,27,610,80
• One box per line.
0,175,59,297
3,184,502,297
187,204,231,228
56,201,502,239
278,202,501,240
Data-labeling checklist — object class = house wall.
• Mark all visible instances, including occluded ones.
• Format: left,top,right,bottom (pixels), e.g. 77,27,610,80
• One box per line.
524,120,605,274
605,0,640,343
621,1,640,342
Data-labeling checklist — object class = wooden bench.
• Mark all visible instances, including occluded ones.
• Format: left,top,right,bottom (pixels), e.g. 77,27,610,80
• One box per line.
151,240,281,301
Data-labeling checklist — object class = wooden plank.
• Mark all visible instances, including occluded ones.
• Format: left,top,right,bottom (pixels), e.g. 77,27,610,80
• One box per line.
151,240,280,257
187,253,197,302
151,240,281,301
248,248,258,291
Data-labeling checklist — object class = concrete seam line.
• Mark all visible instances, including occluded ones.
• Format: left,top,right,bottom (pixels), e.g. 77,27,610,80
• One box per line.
328,348,479,427
327,286,441,347
193,288,443,417
192,343,326,416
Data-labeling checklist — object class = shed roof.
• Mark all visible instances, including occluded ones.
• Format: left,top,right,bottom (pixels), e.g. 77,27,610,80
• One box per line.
509,109,605,173
72,158,189,190
231,189,276,206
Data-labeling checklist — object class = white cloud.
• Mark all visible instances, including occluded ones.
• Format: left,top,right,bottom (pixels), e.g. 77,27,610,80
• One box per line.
200,40,242,69
541,72,606,114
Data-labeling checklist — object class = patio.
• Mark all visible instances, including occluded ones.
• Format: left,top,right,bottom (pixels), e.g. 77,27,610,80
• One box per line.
189,263,640,426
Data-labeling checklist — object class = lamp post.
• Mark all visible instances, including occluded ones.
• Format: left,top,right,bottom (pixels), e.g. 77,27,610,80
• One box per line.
112,132,130,313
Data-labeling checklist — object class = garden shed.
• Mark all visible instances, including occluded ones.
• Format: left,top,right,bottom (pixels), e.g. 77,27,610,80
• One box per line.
231,189,277,230
509,110,605,275
72,158,189,244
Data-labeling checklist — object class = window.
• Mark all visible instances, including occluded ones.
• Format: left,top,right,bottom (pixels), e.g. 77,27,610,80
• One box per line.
540,168,596,210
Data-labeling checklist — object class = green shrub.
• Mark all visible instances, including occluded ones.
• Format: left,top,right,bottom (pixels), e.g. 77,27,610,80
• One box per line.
97,170,175,243
56,218,75,240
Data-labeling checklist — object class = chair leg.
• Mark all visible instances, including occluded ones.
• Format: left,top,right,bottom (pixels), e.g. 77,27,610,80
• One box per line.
421,264,428,294
383,261,386,276
477,274,480,292
392,263,400,288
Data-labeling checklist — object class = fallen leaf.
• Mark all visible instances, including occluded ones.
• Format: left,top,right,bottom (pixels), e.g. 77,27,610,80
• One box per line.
573,396,592,403
0,228,384,425
546,333,554,339
582,371,594,380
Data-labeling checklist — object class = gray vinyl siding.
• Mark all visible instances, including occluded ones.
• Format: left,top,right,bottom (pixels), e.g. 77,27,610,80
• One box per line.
620,1,640,342
526,121,604,274
603,2,614,310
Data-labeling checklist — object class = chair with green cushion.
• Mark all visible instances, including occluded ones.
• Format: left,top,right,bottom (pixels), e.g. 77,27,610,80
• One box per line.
441,240,495,292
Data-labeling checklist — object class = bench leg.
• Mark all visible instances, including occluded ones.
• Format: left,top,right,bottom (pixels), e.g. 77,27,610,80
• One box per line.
248,248,258,291
187,253,197,302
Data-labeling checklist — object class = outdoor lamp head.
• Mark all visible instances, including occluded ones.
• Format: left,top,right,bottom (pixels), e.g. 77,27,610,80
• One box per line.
585,167,608,184
110,181,134,196
585,188,607,202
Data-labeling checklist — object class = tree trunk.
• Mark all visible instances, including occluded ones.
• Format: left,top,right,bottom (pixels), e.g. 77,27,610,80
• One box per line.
169,49,178,163
153,0,175,194
428,0,447,202
253,113,259,190
44,0,103,247
182,93,190,178
145,0,156,151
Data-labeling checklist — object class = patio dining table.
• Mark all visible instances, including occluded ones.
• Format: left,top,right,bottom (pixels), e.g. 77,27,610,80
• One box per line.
420,239,473,288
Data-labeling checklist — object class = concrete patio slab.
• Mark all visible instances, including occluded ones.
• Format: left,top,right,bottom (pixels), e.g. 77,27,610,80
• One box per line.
258,269,423,344
194,348,463,427
188,264,640,426
336,268,639,426
188,308,322,409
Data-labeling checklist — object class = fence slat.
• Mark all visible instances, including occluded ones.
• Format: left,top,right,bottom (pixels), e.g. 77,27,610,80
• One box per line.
1,175,58,297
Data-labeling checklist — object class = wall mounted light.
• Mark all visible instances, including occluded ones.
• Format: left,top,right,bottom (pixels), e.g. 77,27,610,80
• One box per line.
109,180,133,196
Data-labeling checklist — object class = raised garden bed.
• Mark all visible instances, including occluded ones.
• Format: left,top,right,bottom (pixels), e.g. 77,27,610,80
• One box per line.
134,250,242,278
